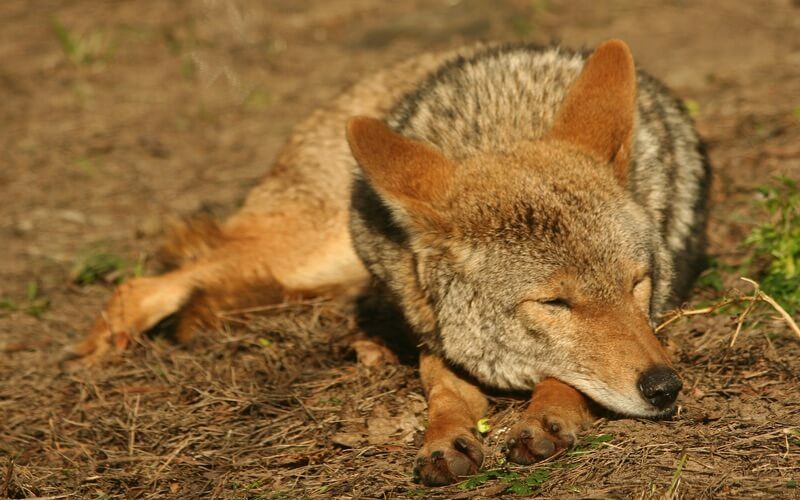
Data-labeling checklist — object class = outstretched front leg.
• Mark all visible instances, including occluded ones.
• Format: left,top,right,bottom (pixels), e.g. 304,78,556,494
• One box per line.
67,270,197,364
414,353,488,486
504,378,594,464
65,242,278,366
65,203,370,367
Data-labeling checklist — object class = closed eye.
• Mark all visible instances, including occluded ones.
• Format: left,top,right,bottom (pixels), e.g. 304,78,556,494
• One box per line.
538,297,571,309
514,296,573,315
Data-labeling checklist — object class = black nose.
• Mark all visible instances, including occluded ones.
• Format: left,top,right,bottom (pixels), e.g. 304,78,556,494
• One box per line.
638,365,682,409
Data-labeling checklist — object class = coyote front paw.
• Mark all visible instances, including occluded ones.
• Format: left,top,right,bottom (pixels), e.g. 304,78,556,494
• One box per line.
503,378,592,465
61,274,193,369
503,412,584,464
413,433,483,486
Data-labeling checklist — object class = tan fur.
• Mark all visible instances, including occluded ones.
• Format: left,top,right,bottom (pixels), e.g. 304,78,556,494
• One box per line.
157,213,226,270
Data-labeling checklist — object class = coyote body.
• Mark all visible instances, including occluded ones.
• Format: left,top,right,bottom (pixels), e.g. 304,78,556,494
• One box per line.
77,41,709,485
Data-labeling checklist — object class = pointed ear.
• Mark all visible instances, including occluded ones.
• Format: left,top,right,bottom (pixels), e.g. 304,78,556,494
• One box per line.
346,116,455,216
548,39,637,185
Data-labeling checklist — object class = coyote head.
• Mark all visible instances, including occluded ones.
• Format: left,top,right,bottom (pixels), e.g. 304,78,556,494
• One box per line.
347,40,682,417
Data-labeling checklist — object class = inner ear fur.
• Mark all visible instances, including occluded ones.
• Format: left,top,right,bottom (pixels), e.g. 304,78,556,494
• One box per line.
346,116,455,217
548,39,637,185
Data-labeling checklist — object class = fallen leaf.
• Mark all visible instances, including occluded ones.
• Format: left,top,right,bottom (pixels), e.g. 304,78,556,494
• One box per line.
352,340,399,367
332,432,365,448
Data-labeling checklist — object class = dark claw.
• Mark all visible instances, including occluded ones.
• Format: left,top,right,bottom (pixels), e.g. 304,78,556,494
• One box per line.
505,425,562,464
533,437,556,458
446,453,474,478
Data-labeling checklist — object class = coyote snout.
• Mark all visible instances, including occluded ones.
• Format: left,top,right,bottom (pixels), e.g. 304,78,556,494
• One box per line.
639,365,683,410
536,298,684,418
540,296,684,418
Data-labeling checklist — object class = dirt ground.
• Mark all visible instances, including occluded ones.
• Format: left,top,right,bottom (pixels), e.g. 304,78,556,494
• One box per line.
2,0,800,498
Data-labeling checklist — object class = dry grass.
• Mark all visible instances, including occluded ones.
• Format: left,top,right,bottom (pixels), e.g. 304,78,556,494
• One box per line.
2,292,799,498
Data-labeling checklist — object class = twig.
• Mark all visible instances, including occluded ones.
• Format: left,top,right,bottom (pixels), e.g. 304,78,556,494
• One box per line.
656,297,743,333
742,277,800,340
13,496,73,500
216,297,330,318
784,432,791,460
2,458,13,499
154,435,197,478
294,395,320,425
656,277,800,347
128,395,140,456
730,284,759,347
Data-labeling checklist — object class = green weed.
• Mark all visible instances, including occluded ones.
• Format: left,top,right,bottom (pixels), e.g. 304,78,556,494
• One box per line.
692,258,738,310
75,156,97,175
456,434,611,494
745,176,800,314
243,87,271,111
565,433,614,456
458,467,550,495
51,17,113,65
788,429,800,447
180,58,197,80
666,451,688,499
507,0,548,38
71,250,127,285
0,283,51,318
0,298,16,313
684,98,700,118
25,282,50,318
70,246,147,286
245,479,263,490
695,267,723,292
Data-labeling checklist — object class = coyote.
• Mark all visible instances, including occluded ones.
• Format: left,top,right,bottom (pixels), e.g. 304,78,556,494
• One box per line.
71,40,709,485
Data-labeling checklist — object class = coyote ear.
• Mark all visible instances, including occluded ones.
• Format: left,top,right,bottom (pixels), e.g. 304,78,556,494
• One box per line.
346,116,455,218
548,39,636,185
